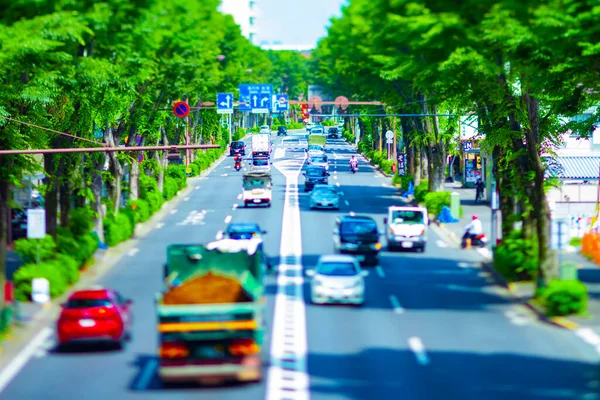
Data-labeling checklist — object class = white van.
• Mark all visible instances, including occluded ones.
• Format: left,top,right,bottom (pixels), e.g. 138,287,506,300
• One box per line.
383,206,428,252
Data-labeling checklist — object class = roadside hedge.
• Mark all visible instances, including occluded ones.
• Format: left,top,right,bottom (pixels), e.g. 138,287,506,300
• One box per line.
539,280,588,316
493,230,538,282
414,180,429,204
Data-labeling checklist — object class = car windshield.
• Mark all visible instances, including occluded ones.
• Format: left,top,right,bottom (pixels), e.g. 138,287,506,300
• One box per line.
341,220,378,235
260,126,269,130
243,177,270,189
317,262,357,276
231,142,243,148
308,145,323,151
67,299,113,308
314,188,336,196
311,156,326,163
253,159,269,166
307,168,326,177
312,129,323,133
329,128,338,133
391,211,424,224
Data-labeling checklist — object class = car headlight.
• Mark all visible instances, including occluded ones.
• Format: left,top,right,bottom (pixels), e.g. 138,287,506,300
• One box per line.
348,279,362,288
370,242,382,250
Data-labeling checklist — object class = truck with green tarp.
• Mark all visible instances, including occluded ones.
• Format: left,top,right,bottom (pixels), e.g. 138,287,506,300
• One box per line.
156,239,266,385
307,135,326,155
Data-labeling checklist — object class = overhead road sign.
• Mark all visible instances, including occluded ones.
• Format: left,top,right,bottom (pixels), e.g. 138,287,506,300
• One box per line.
238,84,272,112
173,101,190,118
217,93,234,114
276,94,289,112
252,93,272,114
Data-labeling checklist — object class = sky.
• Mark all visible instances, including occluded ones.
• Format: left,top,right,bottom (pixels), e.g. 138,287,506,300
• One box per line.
257,0,346,46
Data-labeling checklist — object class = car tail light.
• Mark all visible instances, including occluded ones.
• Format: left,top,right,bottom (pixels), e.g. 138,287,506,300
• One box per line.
420,228,425,235
229,339,260,356
159,342,190,359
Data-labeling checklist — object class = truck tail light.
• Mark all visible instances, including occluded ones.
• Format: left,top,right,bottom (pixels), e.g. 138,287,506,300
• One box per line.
229,339,260,356
159,342,190,359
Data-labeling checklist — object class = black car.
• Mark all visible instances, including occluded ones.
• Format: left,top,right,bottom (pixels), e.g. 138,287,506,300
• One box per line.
224,222,266,239
333,215,382,265
327,127,339,139
303,166,329,191
277,126,288,136
230,141,245,156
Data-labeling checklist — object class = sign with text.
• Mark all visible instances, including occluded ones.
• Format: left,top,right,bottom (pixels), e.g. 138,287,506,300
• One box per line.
27,209,46,239
238,84,272,112
397,153,406,176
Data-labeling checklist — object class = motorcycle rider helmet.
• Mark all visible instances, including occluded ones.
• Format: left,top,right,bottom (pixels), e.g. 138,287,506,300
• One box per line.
472,215,478,220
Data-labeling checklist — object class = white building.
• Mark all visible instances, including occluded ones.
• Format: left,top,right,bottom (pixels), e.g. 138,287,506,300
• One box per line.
219,0,258,44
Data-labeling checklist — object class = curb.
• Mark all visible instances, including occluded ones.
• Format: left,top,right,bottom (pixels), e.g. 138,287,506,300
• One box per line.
0,147,230,367
433,221,580,330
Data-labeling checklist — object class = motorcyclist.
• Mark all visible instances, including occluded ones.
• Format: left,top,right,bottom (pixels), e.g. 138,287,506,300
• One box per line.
234,154,242,168
463,214,483,242
349,155,358,170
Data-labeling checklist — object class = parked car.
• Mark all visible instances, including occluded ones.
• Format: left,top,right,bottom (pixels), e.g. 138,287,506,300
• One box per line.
229,141,246,156
56,287,133,349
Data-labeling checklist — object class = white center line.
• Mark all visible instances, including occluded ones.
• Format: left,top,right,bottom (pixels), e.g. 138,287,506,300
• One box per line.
335,182,340,187
127,248,139,257
344,200,350,206
221,173,228,177
376,266,385,278
170,209,178,214
333,175,338,180
408,337,429,366
389,295,404,314
155,222,164,229
224,215,232,224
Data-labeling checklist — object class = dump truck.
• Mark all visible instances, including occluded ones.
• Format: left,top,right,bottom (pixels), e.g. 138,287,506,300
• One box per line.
242,170,272,207
156,239,266,385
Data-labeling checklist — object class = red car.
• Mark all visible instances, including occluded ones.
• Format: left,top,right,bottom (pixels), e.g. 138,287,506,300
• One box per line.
57,287,133,349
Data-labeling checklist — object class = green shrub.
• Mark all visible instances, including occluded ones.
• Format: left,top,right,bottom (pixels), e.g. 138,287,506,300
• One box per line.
286,122,304,129
103,211,134,247
400,175,414,192
189,162,200,176
139,174,159,200
250,126,260,133
493,230,538,281
14,235,56,264
163,176,179,200
69,207,95,236
570,237,582,247
379,159,393,174
539,280,588,316
14,261,69,301
54,254,79,285
78,232,98,267
424,191,451,217
167,164,187,190
56,228,84,266
414,180,429,204
128,199,151,223
146,190,163,214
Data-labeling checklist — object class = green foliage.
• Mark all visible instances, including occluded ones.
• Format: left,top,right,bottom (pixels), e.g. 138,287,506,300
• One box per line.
14,256,78,301
539,280,588,317
167,164,187,190
14,235,56,264
69,207,95,237
570,237,582,247
286,122,304,130
493,230,539,282
163,177,179,200
250,126,260,133
424,192,451,217
414,181,429,204
103,211,134,248
128,199,151,223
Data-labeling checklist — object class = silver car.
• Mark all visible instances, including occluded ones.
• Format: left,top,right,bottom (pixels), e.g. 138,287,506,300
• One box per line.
308,154,329,170
309,185,340,209
307,254,368,306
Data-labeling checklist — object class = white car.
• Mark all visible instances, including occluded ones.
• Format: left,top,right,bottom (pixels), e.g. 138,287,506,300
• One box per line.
306,123,315,132
310,128,324,135
307,255,368,305
383,206,428,252
309,185,340,209
308,154,329,170
259,125,271,134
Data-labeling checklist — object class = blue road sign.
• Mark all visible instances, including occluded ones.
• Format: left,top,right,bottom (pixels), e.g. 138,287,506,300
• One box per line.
276,94,289,111
173,101,190,118
238,84,272,112
217,93,233,114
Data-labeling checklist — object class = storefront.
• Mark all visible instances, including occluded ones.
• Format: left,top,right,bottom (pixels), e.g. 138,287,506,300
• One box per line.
462,140,487,188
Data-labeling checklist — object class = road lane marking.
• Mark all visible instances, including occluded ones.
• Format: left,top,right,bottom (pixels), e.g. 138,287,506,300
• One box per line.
155,222,164,229
232,204,238,209
184,197,190,201
344,200,350,206
127,248,139,257
408,337,429,366
436,240,448,248
333,175,338,180
504,308,531,326
0,327,53,394
224,215,232,224
389,295,404,314
216,231,224,240
339,191,344,196
220,173,228,177
267,159,308,400
376,266,385,278
132,358,159,391
176,210,207,226
237,194,242,200
195,185,201,190
335,182,340,187
170,209,178,214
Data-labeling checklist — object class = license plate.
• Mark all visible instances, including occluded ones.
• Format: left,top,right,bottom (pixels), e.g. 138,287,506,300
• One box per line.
253,199,261,203
79,319,95,327
401,241,414,248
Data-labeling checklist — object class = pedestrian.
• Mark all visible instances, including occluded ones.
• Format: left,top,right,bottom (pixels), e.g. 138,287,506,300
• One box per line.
475,178,484,202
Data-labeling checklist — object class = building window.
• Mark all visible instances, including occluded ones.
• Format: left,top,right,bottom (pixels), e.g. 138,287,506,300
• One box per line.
569,113,595,137
249,17,255,26
249,1,256,9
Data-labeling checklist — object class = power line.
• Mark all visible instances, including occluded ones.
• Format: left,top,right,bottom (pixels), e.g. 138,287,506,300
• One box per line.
0,115,106,146
0,144,220,155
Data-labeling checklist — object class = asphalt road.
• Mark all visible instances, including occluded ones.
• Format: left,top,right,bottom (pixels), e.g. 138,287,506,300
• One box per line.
1,130,599,400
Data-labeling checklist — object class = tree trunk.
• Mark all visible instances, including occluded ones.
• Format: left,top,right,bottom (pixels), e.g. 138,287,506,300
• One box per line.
157,127,168,192
59,165,71,228
428,104,447,192
523,92,558,284
407,144,415,176
103,125,123,214
43,154,59,238
90,156,105,243
126,125,140,201
0,180,8,303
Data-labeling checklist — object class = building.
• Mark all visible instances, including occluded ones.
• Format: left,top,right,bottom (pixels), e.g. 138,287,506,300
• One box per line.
219,0,258,44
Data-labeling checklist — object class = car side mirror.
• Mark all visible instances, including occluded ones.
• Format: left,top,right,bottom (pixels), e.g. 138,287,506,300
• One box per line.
306,269,316,277
361,270,369,277
262,230,267,234
383,217,388,224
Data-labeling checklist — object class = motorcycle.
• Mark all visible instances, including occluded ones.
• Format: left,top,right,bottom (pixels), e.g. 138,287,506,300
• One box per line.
461,233,488,248
350,163,358,173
